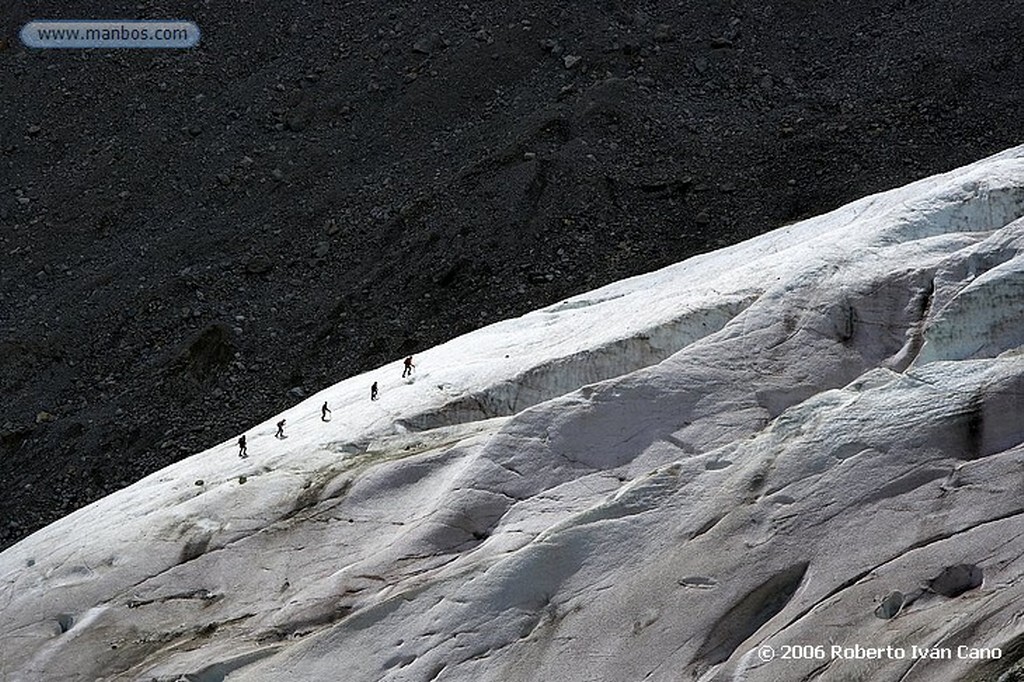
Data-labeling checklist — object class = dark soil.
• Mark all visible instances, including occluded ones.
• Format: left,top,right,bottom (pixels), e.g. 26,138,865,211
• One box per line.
2,0,1023,550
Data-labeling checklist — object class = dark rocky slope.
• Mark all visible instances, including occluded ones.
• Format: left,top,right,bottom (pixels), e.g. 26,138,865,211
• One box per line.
2,0,1023,550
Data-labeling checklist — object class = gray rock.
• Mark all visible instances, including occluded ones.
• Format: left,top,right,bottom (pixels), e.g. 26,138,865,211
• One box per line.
929,564,983,598
412,33,445,54
874,591,904,619
653,23,675,43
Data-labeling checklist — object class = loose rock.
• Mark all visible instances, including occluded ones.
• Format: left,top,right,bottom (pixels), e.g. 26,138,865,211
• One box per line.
653,24,675,43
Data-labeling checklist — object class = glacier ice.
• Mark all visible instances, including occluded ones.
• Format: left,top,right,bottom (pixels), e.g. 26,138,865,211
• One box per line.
2,148,1024,681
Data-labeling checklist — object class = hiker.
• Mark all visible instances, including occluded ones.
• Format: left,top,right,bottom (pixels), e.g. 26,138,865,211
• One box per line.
370,381,379,401
402,356,415,378
276,419,286,438
321,401,331,421
238,434,248,458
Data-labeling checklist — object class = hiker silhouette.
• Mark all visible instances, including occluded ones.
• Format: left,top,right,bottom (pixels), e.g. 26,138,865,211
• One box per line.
370,382,379,401
276,419,286,438
238,434,248,458
321,401,331,421
402,356,415,378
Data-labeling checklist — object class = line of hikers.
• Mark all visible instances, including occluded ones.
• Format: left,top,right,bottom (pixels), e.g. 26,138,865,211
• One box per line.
238,355,415,458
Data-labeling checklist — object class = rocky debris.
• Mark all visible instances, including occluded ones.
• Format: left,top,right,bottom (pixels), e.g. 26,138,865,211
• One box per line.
178,324,235,381
0,422,33,447
711,17,742,49
4,0,1024,554
244,257,273,275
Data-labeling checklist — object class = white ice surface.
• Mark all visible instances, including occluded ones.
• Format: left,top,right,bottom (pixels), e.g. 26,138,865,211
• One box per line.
3,147,1024,681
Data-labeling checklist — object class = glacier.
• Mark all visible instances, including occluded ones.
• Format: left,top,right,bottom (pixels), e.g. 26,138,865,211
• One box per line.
2,147,1024,681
